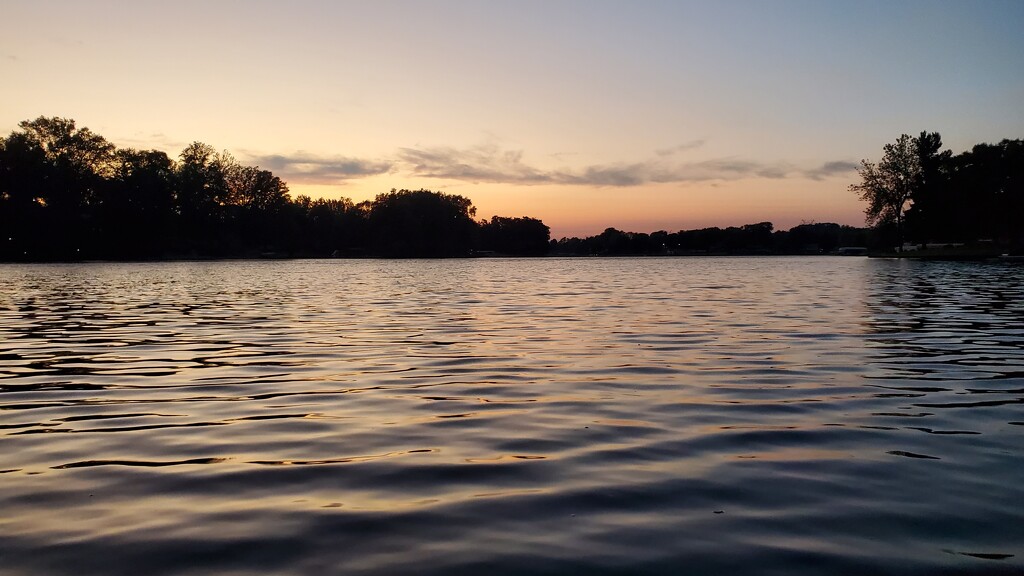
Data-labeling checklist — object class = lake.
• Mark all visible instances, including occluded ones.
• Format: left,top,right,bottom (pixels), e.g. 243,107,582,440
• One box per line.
1,257,1022,575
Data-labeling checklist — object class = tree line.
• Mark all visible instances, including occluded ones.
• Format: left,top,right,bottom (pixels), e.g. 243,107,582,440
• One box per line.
0,117,550,260
552,222,873,256
851,131,1023,250
9,117,1011,261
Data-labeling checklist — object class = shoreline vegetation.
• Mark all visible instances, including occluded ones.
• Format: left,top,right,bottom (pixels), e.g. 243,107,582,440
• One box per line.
1,117,1020,261
850,131,1023,258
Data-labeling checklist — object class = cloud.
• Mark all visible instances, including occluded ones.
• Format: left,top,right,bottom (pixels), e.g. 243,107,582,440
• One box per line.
802,160,859,180
110,132,187,154
398,144,552,184
573,163,653,186
246,152,394,184
681,158,794,180
655,139,707,156
241,143,857,188
396,144,828,186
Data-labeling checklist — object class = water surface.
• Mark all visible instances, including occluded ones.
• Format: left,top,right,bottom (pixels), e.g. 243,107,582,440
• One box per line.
1,257,1022,575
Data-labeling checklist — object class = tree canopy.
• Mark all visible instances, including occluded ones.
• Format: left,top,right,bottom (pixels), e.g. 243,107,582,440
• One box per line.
368,189,478,257
849,134,920,249
479,216,551,256
853,131,1023,250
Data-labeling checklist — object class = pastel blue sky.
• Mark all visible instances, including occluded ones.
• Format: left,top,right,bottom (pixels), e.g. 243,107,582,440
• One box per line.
2,0,1022,236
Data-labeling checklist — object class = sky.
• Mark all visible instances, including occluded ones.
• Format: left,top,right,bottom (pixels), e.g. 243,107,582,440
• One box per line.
2,0,1023,237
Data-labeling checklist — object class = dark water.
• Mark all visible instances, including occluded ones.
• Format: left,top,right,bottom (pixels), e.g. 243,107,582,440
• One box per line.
1,257,1022,575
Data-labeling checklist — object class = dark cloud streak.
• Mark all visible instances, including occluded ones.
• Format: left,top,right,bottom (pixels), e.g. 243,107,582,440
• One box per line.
398,144,550,184
245,152,394,184
655,139,707,156
802,160,859,180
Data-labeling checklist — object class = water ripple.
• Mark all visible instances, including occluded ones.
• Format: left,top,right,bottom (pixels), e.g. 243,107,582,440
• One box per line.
1,258,1022,575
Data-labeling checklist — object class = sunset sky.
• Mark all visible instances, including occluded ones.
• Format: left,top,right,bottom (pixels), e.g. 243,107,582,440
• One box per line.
2,0,1023,237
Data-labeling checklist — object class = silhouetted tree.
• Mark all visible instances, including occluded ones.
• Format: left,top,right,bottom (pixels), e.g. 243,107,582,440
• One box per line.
297,196,368,255
223,164,292,253
99,148,176,257
947,139,1024,245
775,222,872,253
0,128,49,259
225,164,289,212
175,142,234,254
0,116,114,258
594,227,629,254
367,189,477,257
741,222,773,252
479,216,551,255
850,134,920,250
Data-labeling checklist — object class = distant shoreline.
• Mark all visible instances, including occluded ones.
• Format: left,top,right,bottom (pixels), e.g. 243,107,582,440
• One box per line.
10,252,1024,264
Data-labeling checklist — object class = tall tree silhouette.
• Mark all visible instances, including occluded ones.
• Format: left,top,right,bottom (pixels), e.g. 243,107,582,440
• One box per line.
479,216,550,255
367,189,477,257
100,148,176,257
948,139,1024,245
175,142,233,254
850,134,920,250
903,132,953,242
0,116,114,258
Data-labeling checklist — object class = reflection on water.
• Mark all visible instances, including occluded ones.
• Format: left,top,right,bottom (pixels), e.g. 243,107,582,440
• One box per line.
1,257,1021,575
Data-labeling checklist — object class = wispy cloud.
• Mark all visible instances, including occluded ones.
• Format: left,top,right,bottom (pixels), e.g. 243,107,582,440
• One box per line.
395,143,838,186
398,144,551,184
655,139,707,156
112,132,187,154
238,143,855,187
246,152,394,184
802,160,859,180
679,158,794,181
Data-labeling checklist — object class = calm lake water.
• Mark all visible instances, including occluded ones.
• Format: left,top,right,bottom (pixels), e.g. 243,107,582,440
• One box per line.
1,257,1022,575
